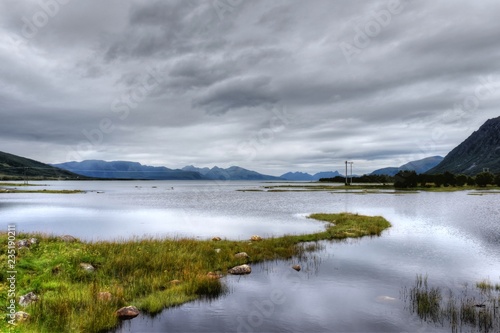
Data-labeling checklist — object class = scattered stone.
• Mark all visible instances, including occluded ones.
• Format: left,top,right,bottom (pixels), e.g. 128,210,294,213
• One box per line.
52,264,61,275
212,236,222,241
292,265,301,272
116,306,140,320
14,311,30,322
60,235,78,243
97,292,112,301
170,280,181,285
207,272,222,279
228,264,252,275
214,248,221,253
16,238,38,249
250,235,262,241
19,292,38,307
80,263,95,272
234,252,250,259
16,239,30,249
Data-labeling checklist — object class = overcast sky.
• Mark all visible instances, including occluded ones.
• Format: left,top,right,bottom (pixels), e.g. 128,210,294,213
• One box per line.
1,0,499,176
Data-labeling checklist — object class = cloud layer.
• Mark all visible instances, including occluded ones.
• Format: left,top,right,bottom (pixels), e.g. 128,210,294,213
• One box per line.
1,0,499,175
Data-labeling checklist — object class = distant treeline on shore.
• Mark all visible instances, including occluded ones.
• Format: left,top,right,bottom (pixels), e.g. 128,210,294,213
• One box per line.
320,170,500,188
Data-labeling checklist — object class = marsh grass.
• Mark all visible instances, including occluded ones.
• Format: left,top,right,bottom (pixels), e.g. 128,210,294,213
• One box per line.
0,183,42,187
403,275,500,333
0,189,83,194
0,213,390,333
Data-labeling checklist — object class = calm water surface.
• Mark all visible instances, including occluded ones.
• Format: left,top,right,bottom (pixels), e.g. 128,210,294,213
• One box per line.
1,181,499,332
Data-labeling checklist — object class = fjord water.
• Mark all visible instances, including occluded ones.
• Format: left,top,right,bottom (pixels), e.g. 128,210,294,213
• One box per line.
1,181,499,332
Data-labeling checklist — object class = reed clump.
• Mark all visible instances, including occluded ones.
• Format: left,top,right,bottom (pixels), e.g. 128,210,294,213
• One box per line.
0,212,390,333
403,275,500,333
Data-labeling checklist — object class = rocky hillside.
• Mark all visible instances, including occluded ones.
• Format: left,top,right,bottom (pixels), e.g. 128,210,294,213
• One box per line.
427,116,500,175
0,151,84,180
371,156,443,176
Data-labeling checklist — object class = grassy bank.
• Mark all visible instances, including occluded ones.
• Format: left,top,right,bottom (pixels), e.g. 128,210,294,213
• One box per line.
1,213,390,333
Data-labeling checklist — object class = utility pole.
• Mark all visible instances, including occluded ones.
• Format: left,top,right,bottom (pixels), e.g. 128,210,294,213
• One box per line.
345,161,348,186
345,161,354,186
350,162,353,185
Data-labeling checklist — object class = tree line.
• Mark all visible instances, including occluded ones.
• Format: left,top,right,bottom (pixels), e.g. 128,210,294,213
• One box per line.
393,170,500,188
319,171,500,188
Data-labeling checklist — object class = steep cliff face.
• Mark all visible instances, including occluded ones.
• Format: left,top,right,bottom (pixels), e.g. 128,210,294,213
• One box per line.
427,116,500,175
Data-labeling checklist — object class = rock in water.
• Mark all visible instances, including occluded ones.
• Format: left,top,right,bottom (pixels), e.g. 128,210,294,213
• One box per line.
292,265,301,271
228,264,251,275
116,306,140,320
375,296,397,303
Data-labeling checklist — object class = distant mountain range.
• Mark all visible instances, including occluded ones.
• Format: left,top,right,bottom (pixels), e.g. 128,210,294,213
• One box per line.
280,171,341,181
370,156,444,176
427,116,500,175
53,161,283,180
0,151,84,180
53,160,204,180
181,165,282,180
5,116,499,182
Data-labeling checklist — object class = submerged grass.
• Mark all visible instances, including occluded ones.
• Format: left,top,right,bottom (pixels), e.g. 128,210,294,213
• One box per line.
403,275,500,333
0,212,390,333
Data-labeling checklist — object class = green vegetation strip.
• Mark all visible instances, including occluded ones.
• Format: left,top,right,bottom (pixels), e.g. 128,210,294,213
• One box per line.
0,213,390,333
259,184,500,193
0,183,42,187
0,189,83,194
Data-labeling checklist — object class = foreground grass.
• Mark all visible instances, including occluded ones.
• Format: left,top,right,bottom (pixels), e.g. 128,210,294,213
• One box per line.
0,213,390,333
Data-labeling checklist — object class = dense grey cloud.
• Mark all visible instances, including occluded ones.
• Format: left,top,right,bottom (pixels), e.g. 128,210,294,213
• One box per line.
0,0,499,175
